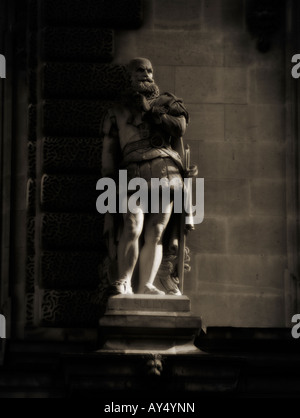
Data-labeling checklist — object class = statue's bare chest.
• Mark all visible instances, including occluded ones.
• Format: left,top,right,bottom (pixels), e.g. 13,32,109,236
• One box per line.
113,106,149,150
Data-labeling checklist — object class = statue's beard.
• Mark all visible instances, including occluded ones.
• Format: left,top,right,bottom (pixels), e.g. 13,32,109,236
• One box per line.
131,79,160,98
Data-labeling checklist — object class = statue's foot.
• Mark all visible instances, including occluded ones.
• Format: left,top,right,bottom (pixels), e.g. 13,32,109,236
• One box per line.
143,284,165,295
109,280,133,295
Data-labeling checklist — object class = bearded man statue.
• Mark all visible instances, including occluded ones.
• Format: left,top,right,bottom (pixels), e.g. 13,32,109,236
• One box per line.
100,57,197,296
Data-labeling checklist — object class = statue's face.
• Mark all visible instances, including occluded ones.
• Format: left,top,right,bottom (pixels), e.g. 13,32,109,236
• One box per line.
129,58,154,85
127,57,159,98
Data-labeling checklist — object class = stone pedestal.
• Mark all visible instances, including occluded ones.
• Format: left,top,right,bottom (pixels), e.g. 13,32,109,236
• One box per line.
98,295,202,354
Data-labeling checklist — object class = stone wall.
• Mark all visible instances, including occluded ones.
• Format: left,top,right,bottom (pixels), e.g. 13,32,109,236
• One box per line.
112,0,288,327
23,0,144,333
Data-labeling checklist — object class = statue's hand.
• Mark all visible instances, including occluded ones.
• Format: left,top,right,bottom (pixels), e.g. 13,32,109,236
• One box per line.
133,92,151,112
184,164,198,178
145,105,168,124
151,105,168,115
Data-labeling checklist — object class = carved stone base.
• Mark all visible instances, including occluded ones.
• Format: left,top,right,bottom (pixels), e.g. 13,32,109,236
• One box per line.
98,295,202,354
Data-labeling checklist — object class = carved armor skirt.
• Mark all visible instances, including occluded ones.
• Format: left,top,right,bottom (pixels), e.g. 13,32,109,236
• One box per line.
126,156,183,187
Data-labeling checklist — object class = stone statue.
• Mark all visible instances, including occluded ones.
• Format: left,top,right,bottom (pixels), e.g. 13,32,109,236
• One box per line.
100,58,197,296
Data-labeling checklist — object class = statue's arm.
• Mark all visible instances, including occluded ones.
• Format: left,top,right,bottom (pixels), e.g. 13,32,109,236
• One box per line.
171,136,185,160
159,114,187,138
101,111,120,178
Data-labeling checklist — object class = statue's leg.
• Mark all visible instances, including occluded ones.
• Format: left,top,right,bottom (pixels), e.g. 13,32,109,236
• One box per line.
137,202,173,294
115,208,144,294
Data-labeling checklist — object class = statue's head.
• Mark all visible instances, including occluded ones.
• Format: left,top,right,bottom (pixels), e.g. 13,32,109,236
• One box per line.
128,57,154,84
127,57,159,98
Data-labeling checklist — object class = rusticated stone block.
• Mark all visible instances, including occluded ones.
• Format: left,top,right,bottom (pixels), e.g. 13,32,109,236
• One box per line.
250,179,285,217
27,216,35,255
135,31,223,67
227,217,286,255
28,105,37,142
185,104,224,141
204,179,250,217
249,68,285,104
41,174,100,212
40,289,106,327
175,67,247,104
43,137,102,174
202,0,223,33
192,253,287,290
28,141,36,178
42,27,114,62
41,213,105,250
250,105,285,142
224,33,253,67
26,254,35,293
41,251,103,289
43,100,111,136
26,178,36,214
186,218,227,254
197,142,285,180
26,293,35,327
43,63,127,100
154,66,175,96
190,291,284,328
225,104,285,142
42,0,143,28
154,0,201,30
